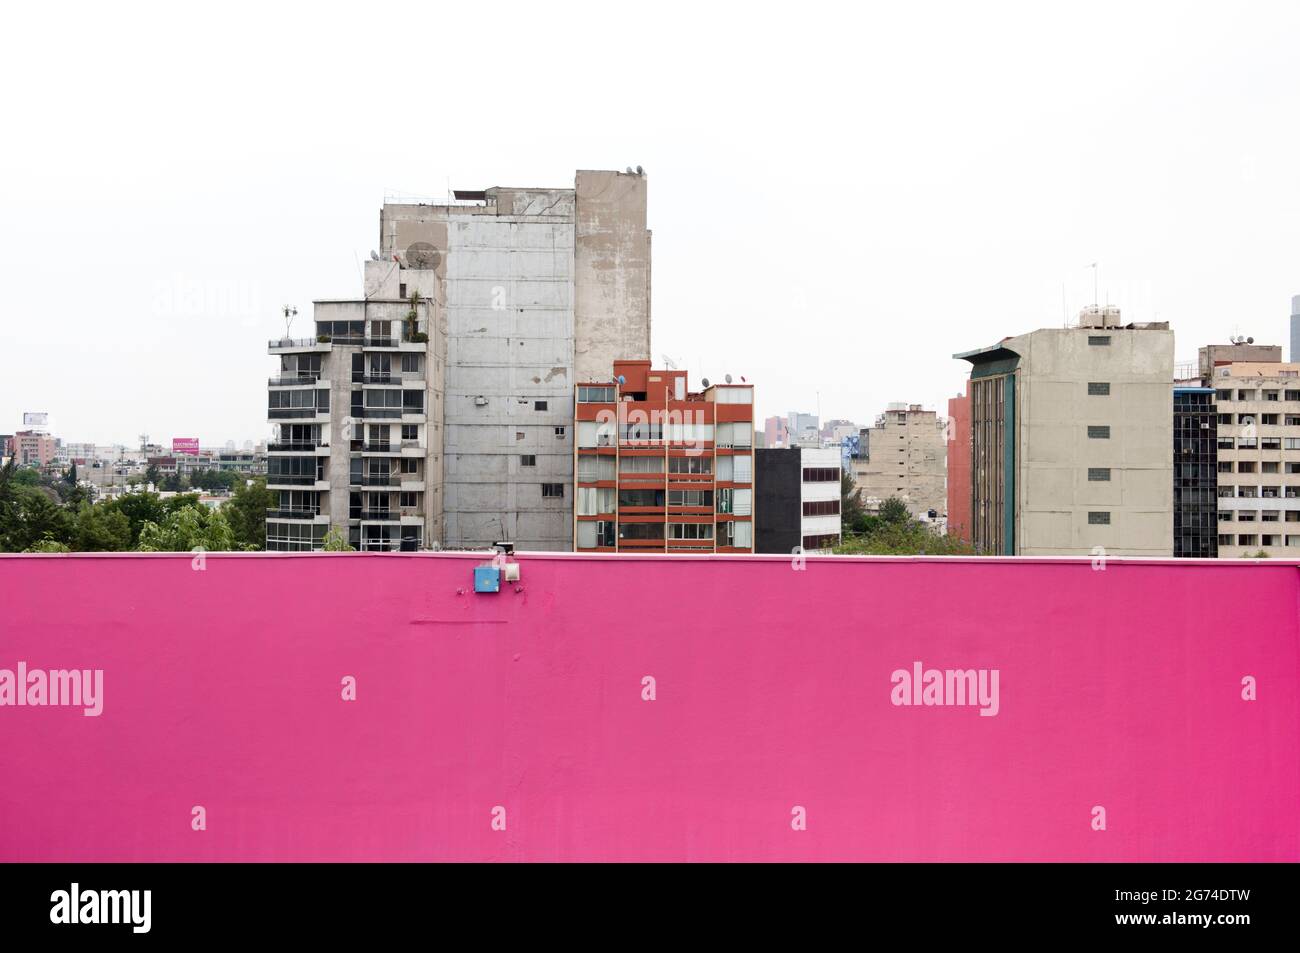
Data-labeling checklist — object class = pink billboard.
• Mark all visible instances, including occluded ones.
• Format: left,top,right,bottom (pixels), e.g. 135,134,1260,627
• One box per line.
171,437,200,455
0,552,1296,862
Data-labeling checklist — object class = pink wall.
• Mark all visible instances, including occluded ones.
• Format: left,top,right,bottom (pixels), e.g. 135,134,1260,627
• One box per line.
1,552,1297,862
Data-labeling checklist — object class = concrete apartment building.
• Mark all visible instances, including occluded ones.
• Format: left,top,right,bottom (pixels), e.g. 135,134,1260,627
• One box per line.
572,360,754,553
955,306,1175,556
266,170,652,552
754,447,842,553
852,404,946,518
1206,356,1300,556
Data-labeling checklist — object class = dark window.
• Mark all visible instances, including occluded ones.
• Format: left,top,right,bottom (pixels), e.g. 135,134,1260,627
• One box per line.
520,455,536,467
1087,425,1110,439
1088,511,1111,525
542,483,564,498
802,499,841,516
1088,336,1111,346
1088,382,1110,396
801,467,840,482
1087,468,1111,481
535,400,548,411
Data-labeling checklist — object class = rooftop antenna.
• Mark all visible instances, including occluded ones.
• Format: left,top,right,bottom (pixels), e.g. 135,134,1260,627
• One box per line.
1089,262,1099,309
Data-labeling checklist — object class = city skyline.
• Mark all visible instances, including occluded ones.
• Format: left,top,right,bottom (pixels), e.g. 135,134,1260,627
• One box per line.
4,2,1300,446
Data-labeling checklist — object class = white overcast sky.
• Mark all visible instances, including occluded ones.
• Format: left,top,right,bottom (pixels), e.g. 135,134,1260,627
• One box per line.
2,0,1298,445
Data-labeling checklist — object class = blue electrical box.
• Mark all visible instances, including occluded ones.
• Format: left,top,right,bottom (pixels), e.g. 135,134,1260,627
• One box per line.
473,565,501,593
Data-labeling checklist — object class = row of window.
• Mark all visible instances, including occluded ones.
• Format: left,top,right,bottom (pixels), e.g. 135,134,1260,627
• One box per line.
1215,389,1300,401
802,500,840,517
577,520,754,547
1217,486,1299,498
1216,414,1300,426
802,467,840,482
1218,511,1300,522
1218,461,1300,473
1218,437,1300,449
1219,535,1300,547
576,455,752,482
575,422,752,447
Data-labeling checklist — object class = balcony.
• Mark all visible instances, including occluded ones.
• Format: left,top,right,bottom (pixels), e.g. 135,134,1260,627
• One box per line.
356,509,399,522
265,507,322,520
268,440,328,452
354,442,399,455
266,474,325,488
354,408,404,420
268,374,322,386
268,337,330,352
350,474,401,488
268,408,328,420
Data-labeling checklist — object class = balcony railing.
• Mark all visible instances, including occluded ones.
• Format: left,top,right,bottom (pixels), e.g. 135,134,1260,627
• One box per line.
265,507,321,520
356,509,398,521
266,474,322,486
355,408,404,419
268,374,322,386
268,408,326,420
268,337,325,349
268,441,327,452
357,442,396,453
351,474,400,488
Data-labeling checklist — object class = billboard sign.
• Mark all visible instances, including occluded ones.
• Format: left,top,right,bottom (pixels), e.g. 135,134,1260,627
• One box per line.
22,412,48,427
172,438,201,455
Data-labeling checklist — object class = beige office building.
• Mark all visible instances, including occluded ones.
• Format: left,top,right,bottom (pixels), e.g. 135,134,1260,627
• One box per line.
852,404,946,517
955,306,1174,556
1207,358,1300,556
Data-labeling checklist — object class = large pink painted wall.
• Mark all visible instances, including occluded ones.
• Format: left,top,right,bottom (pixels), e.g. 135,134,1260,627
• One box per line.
1,552,1297,862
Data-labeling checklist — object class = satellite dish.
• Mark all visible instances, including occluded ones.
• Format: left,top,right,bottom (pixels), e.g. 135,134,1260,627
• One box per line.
1247,336,1255,344
369,250,380,261
616,375,626,385
701,377,710,388
405,241,441,270
636,165,644,175
625,166,633,174
725,374,733,384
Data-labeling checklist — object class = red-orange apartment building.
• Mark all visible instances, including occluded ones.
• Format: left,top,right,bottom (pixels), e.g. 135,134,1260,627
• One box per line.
574,360,755,553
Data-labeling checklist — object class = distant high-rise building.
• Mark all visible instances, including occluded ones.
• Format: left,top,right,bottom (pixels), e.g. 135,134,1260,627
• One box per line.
955,306,1174,556
1289,295,1300,362
852,404,946,519
946,386,972,542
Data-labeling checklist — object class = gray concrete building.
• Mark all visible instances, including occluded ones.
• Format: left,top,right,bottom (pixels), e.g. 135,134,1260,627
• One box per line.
852,403,947,519
267,169,652,552
955,306,1175,556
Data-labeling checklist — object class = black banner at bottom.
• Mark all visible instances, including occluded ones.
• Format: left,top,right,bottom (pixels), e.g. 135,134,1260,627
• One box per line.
0,862,1287,941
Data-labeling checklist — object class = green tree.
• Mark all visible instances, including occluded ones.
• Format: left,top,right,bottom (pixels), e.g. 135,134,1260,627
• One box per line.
137,504,236,552
73,504,132,552
841,471,866,533
65,462,78,485
144,464,161,488
1,489,74,553
24,537,71,553
322,526,354,551
100,491,166,548
878,496,911,525
222,477,273,550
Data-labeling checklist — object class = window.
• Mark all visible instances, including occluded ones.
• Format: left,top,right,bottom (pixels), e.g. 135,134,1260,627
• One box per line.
802,534,839,551
1217,461,1234,473
1088,336,1111,346
668,522,714,539
1262,414,1279,425
1238,511,1257,522
1262,438,1281,450
399,491,419,508
1265,390,1280,401
520,455,536,467
620,455,664,474
401,424,419,441
1287,438,1300,450
802,467,840,482
401,354,420,373
1218,511,1234,521
619,522,664,540
1087,468,1111,481
1262,461,1279,474
1217,534,1234,546
577,420,614,448
1238,535,1259,546
1217,414,1233,425
1238,461,1256,473
535,400,548,411
1239,437,1258,449
1262,511,1280,522
619,488,664,507
578,455,617,481
554,426,566,438
1087,382,1110,396
577,487,616,515
577,385,615,403
541,483,564,499
1217,437,1234,449
1088,512,1111,525
668,489,714,507
1087,425,1110,439
668,456,710,474
1237,390,1256,401
1287,391,1300,401
802,499,840,516
1216,390,1232,401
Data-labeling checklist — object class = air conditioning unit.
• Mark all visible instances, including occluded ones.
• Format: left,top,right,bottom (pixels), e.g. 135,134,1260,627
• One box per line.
474,396,488,407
